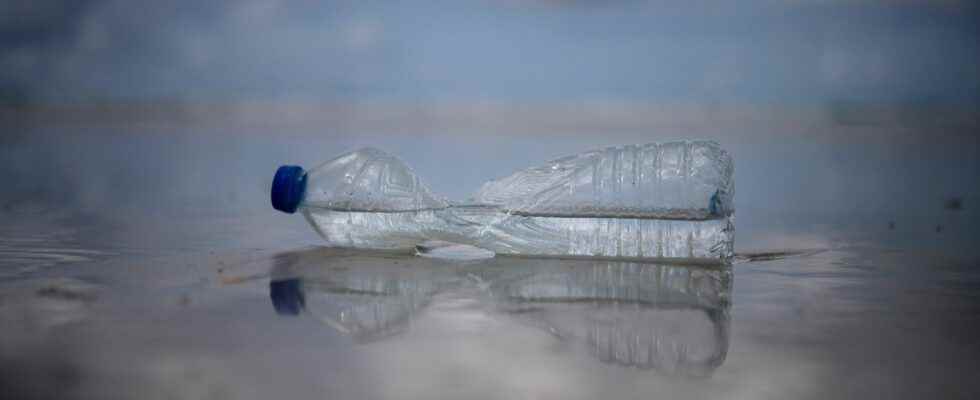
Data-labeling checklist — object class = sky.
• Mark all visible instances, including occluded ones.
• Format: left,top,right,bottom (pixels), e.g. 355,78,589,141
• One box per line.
1,0,978,106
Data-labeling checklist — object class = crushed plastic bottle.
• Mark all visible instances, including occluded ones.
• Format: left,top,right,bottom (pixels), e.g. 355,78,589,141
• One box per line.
271,141,734,261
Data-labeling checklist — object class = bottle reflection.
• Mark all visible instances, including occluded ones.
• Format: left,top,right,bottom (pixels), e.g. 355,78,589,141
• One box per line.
268,248,449,343
270,279,305,316
485,260,732,377
267,248,732,376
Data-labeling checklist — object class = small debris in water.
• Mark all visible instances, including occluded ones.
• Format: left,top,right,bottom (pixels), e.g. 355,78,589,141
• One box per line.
734,249,825,263
944,197,964,211
36,282,98,303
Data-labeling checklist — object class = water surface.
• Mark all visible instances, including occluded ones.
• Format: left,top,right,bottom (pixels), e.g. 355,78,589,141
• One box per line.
1,209,978,399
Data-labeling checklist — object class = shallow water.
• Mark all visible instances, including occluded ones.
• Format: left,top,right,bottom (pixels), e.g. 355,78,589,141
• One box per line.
1,209,978,399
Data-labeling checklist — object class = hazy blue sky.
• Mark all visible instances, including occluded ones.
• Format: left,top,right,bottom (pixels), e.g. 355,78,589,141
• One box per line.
1,0,977,105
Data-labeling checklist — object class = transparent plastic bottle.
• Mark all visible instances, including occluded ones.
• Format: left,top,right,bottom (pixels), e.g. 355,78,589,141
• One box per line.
270,141,734,261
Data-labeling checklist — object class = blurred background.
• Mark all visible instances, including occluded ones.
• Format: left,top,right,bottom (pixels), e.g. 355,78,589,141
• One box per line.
0,0,977,248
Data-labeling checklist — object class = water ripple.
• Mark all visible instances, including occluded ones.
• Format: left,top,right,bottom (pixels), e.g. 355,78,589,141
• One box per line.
0,234,110,278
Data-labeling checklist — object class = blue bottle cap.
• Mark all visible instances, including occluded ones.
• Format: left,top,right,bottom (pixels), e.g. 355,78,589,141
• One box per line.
271,165,307,214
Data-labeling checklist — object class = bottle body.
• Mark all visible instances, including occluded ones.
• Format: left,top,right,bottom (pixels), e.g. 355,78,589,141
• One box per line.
275,141,735,262
300,206,732,260
468,211,734,260
474,141,734,220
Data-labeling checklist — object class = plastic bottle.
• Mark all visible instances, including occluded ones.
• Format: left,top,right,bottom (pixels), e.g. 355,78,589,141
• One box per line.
271,141,734,261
